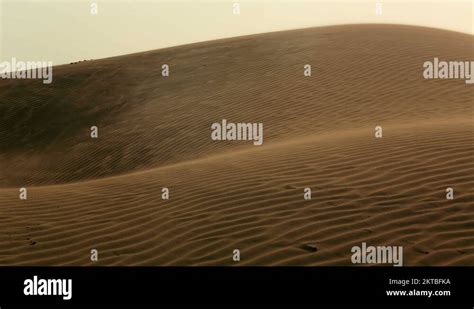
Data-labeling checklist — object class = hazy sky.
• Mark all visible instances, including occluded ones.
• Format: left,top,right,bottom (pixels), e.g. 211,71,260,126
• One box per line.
1,0,473,66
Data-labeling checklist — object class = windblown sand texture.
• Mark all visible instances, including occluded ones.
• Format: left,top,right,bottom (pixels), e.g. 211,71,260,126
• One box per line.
0,25,472,265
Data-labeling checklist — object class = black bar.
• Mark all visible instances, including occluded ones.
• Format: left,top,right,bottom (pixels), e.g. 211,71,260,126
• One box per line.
0,267,472,307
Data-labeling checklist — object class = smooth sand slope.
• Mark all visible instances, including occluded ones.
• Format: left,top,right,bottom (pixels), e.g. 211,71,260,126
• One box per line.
0,24,472,265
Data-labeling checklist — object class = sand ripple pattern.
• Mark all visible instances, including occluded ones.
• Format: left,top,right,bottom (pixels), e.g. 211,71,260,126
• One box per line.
0,25,472,265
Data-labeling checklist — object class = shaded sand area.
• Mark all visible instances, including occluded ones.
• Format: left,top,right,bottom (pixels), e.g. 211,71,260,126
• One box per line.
0,25,472,265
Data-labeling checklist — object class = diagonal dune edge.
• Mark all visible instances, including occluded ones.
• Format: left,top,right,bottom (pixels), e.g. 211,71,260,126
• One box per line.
0,116,472,190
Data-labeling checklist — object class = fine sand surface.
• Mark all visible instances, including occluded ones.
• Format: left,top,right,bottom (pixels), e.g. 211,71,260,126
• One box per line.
0,24,472,265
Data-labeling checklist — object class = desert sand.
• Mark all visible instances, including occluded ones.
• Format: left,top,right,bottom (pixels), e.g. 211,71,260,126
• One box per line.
0,24,472,265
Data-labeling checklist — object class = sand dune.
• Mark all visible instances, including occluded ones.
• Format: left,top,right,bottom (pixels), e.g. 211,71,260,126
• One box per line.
0,24,472,265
